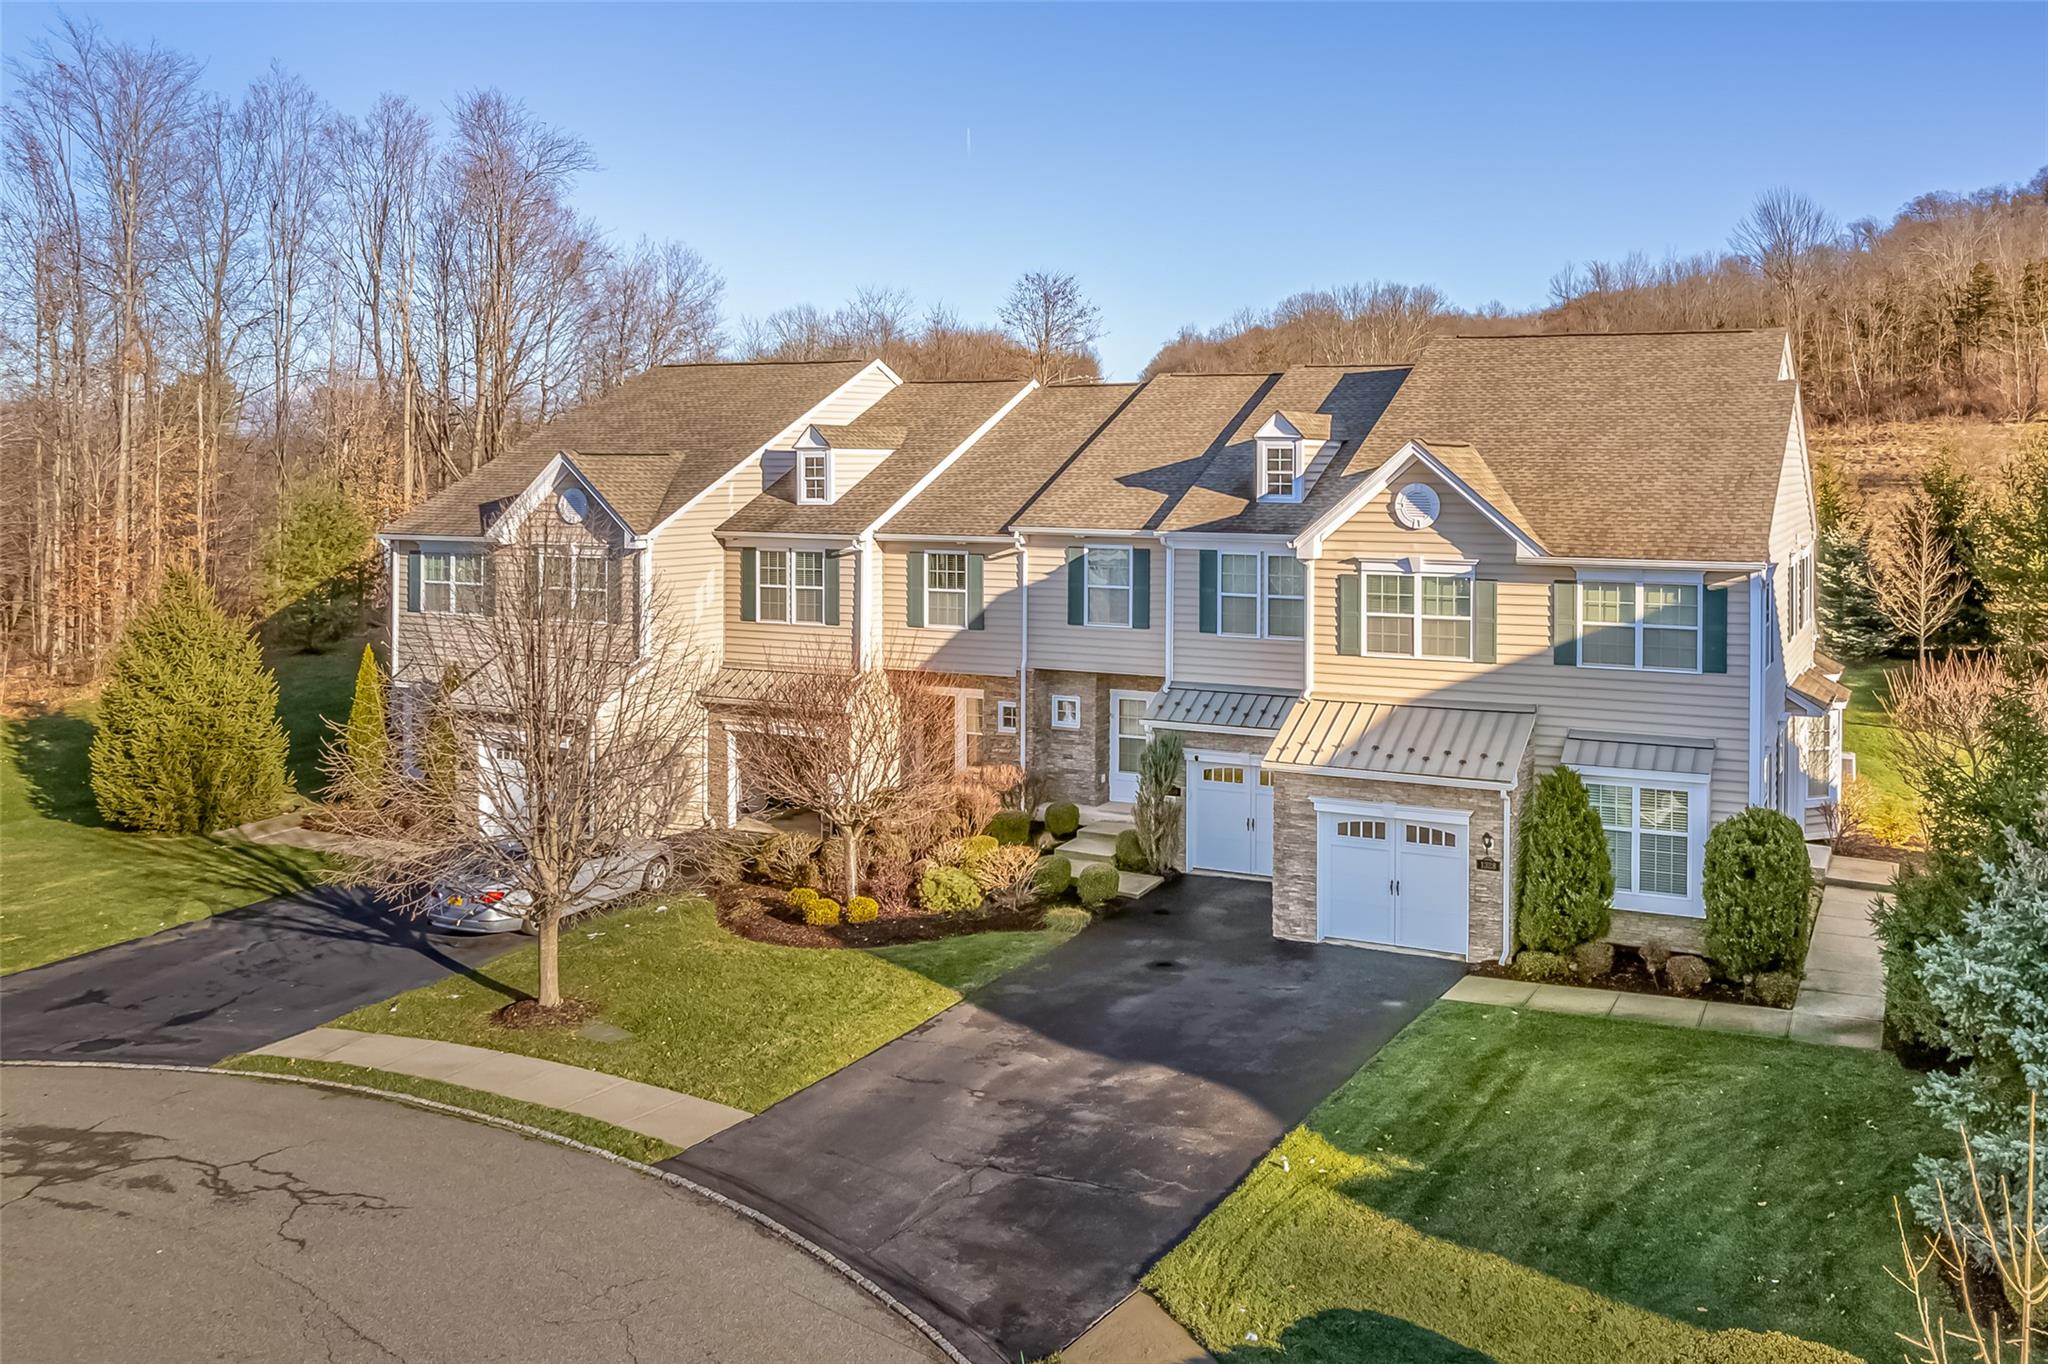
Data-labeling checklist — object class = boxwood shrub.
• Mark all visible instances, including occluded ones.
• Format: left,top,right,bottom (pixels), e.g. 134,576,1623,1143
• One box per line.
1703,806,1811,978
1076,862,1121,908
1034,854,1073,899
918,865,984,914
1044,802,1082,838
1113,828,1148,872
987,810,1032,845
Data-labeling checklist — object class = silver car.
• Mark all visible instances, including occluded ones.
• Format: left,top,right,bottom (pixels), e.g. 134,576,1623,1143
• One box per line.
427,839,675,934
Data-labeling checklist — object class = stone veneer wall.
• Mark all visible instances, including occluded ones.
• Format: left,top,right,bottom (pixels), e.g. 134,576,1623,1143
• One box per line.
1607,908,1708,955
914,671,1021,770
1027,670,1164,806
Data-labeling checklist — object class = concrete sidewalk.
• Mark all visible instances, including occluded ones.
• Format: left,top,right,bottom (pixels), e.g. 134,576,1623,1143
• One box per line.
253,1026,750,1151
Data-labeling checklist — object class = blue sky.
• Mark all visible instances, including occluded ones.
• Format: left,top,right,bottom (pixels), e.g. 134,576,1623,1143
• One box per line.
5,2,2043,378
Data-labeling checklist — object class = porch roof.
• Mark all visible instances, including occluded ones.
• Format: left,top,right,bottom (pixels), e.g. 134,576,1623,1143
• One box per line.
1265,698,1534,788
1146,685,1298,733
1560,729,1716,777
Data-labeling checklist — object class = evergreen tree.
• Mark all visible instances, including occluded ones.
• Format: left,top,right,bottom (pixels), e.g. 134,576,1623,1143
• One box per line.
1816,519,1894,660
1515,767,1614,952
1980,428,2048,666
336,643,387,802
90,569,289,833
257,479,373,653
1918,454,1991,649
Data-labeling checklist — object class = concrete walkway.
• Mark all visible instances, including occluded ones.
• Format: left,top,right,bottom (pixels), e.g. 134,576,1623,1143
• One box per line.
253,1026,750,1151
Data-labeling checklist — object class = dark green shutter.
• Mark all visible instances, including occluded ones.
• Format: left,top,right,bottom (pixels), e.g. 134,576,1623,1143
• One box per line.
823,552,841,626
967,554,985,631
406,550,421,612
1066,547,1085,625
905,551,925,628
1703,585,1728,673
739,548,757,623
1132,548,1151,629
1472,579,1497,663
1198,550,1218,634
1335,573,1361,656
1551,581,1576,665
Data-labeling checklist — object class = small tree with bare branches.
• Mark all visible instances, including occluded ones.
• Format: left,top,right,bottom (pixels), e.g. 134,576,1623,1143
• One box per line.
998,270,1104,386
1873,491,1971,663
321,518,708,1015
734,665,959,903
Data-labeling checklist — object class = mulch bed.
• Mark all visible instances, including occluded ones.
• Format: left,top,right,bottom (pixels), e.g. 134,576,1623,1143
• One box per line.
714,882,1051,949
491,997,597,1029
1469,944,1790,1010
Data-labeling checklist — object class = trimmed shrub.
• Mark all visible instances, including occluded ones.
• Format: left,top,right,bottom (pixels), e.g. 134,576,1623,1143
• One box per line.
918,866,984,914
1510,950,1575,983
785,886,819,912
1572,940,1615,981
1751,970,1802,1009
1703,807,1811,978
1513,767,1613,953
91,569,289,833
846,895,880,925
1076,862,1121,908
1663,954,1712,995
804,896,842,927
756,832,821,888
1034,854,1074,899
1043,905,1092,934
334,643,386,802
986,809,1031,846
1113,828,1149,873
1044,802,1081,838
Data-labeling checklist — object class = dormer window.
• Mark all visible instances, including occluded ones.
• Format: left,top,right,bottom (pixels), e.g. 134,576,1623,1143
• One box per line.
799,448,830,503
1261,441,1300,500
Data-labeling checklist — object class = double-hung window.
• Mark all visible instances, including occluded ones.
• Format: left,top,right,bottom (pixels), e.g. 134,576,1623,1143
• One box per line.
1261,441,1299,500
1580,578,1700,671
421,552,485,615
1218,553,1261,636
1363,571,1473,660
539,548,611,621
799,450,829,503
1265,555,1305,638
1215,551,1305,638
1084,547,1132,627
926,552,968,629
755,549,828,625
1587,779,1695,904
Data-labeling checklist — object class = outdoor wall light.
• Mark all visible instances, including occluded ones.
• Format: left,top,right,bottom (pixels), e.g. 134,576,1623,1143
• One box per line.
1481,832,1495,853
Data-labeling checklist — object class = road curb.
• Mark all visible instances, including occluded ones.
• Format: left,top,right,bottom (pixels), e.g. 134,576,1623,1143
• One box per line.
2,1058,970,1364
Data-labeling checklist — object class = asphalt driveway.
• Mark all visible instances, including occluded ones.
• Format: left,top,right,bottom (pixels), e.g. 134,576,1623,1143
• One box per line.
670,874,1464,1363
0,886,517,1065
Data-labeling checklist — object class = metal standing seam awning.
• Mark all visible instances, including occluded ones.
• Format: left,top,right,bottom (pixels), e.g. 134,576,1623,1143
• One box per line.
1559,730,1716,776
1264,699,1536,788
1144,685,1299,733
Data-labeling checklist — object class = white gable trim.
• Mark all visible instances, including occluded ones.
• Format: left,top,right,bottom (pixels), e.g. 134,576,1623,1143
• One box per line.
1255,412,1303,441
1292,439,1546,560
487,452,645,547
865,380,1039,537
644,358,903,540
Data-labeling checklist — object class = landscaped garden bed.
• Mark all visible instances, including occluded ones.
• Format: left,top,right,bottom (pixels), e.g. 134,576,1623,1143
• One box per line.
715,880,1067,949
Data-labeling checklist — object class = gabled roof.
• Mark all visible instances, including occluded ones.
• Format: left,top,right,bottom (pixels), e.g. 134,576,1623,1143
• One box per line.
718,379,1029,539
881,383,1137,538
809,418,907,451
383,359,871,539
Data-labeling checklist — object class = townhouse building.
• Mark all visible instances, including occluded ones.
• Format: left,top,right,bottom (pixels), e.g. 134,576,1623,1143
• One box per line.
380,328,1847,965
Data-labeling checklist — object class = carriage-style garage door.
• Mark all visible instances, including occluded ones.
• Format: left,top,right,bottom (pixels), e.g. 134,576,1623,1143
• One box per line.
1316,806,1470,956
1186,758,1274,877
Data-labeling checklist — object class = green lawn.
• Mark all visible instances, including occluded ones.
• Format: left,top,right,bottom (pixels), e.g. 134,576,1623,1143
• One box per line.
1841,659,1918,844
219,1054,683,1164
333,898,1081,1113
0,641,360,975
1146,1003,1937,1363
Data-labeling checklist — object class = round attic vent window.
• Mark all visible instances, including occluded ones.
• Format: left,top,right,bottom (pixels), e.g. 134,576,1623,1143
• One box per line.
556,486,589,524
1392,482,1440,529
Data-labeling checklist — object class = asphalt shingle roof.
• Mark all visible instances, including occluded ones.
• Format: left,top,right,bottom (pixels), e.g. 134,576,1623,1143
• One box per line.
383,359,868,538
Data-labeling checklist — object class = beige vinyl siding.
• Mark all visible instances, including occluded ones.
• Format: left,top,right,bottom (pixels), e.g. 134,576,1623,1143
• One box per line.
722,541,856,670
878,543,1021,675
1021,534,1167,676
1767,409,1818,678
646,459,761,669
757,364,900,493
1312,475,1755,821
1169,546,1306,691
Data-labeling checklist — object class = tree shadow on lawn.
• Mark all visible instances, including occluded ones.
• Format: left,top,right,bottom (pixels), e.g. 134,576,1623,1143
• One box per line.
5,706,104,827
1213,1310,1493,1363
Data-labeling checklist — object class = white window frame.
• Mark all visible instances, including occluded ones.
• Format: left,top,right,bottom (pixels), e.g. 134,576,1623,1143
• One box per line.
1217,551,1262,637
421,551,486,616
538,546,612,621
1360,567,1475,661
1212,549,1305,640
925,551,969,631
1574,766,1710,917
1050,694,1081,730
1576,572,1704,674
1082,546,1133,628
1259,440,1302,501
798,448,831,504
755,548,829,627
995,699,1018,734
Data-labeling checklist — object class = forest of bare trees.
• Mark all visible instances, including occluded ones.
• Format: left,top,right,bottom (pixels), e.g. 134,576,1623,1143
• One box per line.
1145,175,2048,430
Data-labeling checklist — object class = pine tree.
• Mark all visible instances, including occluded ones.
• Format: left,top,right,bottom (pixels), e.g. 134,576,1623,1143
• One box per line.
1918,454,1991,649
1980,428,2048,665
1816,519,1894,660
90,569,289,833
1515,766,1615,952
336,643,387,802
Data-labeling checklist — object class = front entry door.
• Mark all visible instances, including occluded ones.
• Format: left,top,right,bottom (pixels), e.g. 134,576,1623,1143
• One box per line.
1108,690,1148,804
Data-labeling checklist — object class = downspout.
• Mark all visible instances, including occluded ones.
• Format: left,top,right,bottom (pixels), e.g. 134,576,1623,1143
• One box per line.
1163,540,1175,687
1499,784,1516,965
385,541,401,682
1301,558,1316,696
1015,532,1029,769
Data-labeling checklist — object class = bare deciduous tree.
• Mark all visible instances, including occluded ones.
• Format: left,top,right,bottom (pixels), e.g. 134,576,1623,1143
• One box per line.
733,663,958,901
1871,490,1970,662
999,270,1104,385
1883,654,2048,826
321,521,708,1012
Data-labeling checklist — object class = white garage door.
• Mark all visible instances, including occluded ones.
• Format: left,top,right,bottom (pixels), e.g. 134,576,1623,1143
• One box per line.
1187,759,1273,876
1317,809,1469,956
